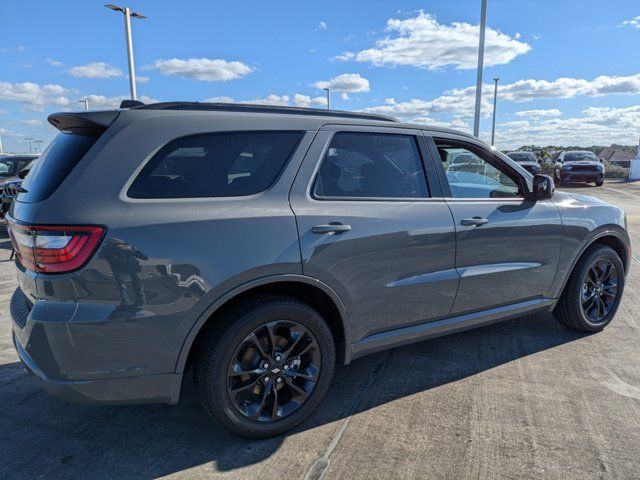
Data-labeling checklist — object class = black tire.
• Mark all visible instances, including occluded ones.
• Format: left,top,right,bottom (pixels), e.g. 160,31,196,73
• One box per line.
595,178,604,187
554,245,624,332
194,295,335,438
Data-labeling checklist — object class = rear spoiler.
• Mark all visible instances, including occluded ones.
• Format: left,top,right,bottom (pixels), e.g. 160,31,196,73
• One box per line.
48,111,119,136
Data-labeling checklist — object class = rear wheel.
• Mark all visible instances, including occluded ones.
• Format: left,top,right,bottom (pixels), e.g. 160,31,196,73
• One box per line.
194,295,335,438
554,245,624,332
595,178,604,187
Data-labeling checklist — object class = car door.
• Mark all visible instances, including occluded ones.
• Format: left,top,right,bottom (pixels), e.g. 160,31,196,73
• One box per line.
290,125,458,342
427,133,562,314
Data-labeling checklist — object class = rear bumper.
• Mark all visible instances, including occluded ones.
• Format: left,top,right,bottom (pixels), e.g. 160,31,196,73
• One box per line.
13,333,182,405
10,286,182,405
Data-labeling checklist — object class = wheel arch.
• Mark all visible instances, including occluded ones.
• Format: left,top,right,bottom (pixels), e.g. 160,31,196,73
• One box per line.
175,274,353,374
555,227,630,299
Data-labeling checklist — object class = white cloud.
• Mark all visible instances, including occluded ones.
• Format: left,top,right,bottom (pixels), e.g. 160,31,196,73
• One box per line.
47,58,64,67
293,94,327,107
347,11,530,70
243,94,291,106
514,108,562,119
20,119,42,126
333,51,355,61
136,75,150,84
363,73,640,120
80,94,158,109
151,57,253,82
313,73,370,93
203,93,327,108
69,62,123,78
316,21,327,31
203,96,235,103
0,81,74,110
492,105,640,148
620,16,640,28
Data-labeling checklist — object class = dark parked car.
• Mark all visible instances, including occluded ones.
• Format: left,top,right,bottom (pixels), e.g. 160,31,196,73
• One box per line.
0,154,39,179
507,151,541,175
8,103,630,438
554,150,605,186
1,160,35,216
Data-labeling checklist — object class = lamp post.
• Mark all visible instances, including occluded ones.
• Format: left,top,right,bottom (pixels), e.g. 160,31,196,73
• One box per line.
323,88,330,109
105,4,146,100
78,99,89,111
490,77,499,146
473,0,488,138
25,137,34,153
34,140,44,153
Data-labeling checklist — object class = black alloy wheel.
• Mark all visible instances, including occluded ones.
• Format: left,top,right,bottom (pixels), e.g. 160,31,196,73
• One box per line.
226,320,321,422
581,258,619,325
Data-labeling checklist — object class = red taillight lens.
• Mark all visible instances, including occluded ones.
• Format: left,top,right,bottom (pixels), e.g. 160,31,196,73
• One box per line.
8,223,105,273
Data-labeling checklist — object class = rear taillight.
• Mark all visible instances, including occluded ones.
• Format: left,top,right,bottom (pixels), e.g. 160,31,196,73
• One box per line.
8,222,105,273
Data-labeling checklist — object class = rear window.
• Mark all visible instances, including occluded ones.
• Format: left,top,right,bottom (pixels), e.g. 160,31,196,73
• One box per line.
19,133,99,203
128,131,303,199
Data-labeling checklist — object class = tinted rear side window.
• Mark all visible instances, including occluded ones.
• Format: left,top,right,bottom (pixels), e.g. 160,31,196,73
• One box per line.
19,133,99,203
313,132,428,199
128,131,303,198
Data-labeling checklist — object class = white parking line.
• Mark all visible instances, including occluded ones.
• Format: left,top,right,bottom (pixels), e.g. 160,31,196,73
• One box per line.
604,185,640,200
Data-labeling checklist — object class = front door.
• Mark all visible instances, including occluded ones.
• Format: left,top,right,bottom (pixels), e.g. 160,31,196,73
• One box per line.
429,135,562,314
290,126,458,342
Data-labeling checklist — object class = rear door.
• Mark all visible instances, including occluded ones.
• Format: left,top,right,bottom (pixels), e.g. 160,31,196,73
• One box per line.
427,133,562,314
290,125,458,342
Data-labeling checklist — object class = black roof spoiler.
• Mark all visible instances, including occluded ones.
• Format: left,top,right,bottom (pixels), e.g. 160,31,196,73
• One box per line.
47,111,119,136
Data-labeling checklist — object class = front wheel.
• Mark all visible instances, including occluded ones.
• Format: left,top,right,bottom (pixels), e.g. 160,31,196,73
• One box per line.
595,178,604,187
194,295,335,438
554,245,624,332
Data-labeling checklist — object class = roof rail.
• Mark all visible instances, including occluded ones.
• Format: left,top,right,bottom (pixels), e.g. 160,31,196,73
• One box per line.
133,101,400,123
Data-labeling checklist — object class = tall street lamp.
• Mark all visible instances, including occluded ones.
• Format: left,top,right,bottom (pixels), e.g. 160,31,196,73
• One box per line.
323,88,330,109
34,140,44,153
25,137,34,153
105,4,146,100
78,99,89,111
491,78,499,146
473,0,488,138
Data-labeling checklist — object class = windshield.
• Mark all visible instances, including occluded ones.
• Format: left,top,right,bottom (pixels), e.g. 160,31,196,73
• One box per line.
564,152,598,162
508,152,536,162
0,158,20,177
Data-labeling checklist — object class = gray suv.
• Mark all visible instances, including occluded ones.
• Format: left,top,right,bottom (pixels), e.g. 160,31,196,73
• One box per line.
8,103,630,438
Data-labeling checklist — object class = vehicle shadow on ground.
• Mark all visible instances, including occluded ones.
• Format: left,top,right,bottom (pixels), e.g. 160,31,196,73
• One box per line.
0,311,589,479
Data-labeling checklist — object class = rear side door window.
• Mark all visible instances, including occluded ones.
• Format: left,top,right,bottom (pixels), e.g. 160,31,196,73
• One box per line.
128,131,303,199
313,132,429,199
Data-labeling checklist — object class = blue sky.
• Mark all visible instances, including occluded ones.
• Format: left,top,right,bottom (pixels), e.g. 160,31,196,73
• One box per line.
1,0,640,152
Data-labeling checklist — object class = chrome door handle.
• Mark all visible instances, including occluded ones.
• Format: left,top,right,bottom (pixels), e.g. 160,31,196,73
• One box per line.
312,223,352,234
460,217,489,227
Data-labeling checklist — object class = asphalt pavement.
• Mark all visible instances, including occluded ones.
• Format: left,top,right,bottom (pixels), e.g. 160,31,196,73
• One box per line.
1,180,639,479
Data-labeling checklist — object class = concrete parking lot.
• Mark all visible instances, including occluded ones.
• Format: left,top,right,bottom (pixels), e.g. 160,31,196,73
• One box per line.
1,180,639,479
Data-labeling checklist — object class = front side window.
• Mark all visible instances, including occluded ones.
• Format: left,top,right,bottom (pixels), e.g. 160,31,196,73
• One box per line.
313,132,428,199
128,131,303,198
436,141,522,199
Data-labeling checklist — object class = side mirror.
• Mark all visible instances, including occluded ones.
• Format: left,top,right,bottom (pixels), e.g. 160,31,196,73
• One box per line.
532,174,554,200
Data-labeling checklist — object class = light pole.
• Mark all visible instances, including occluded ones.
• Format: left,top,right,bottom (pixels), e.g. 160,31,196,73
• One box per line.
323,88,330,109
473,0,488,138
0,134,3,154
25,137,34,153
78,99,89,111
490,77,499,146
105,4,146,100
34,140,44,153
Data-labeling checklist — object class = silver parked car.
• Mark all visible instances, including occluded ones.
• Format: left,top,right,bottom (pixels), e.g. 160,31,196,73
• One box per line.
8,102,630,437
